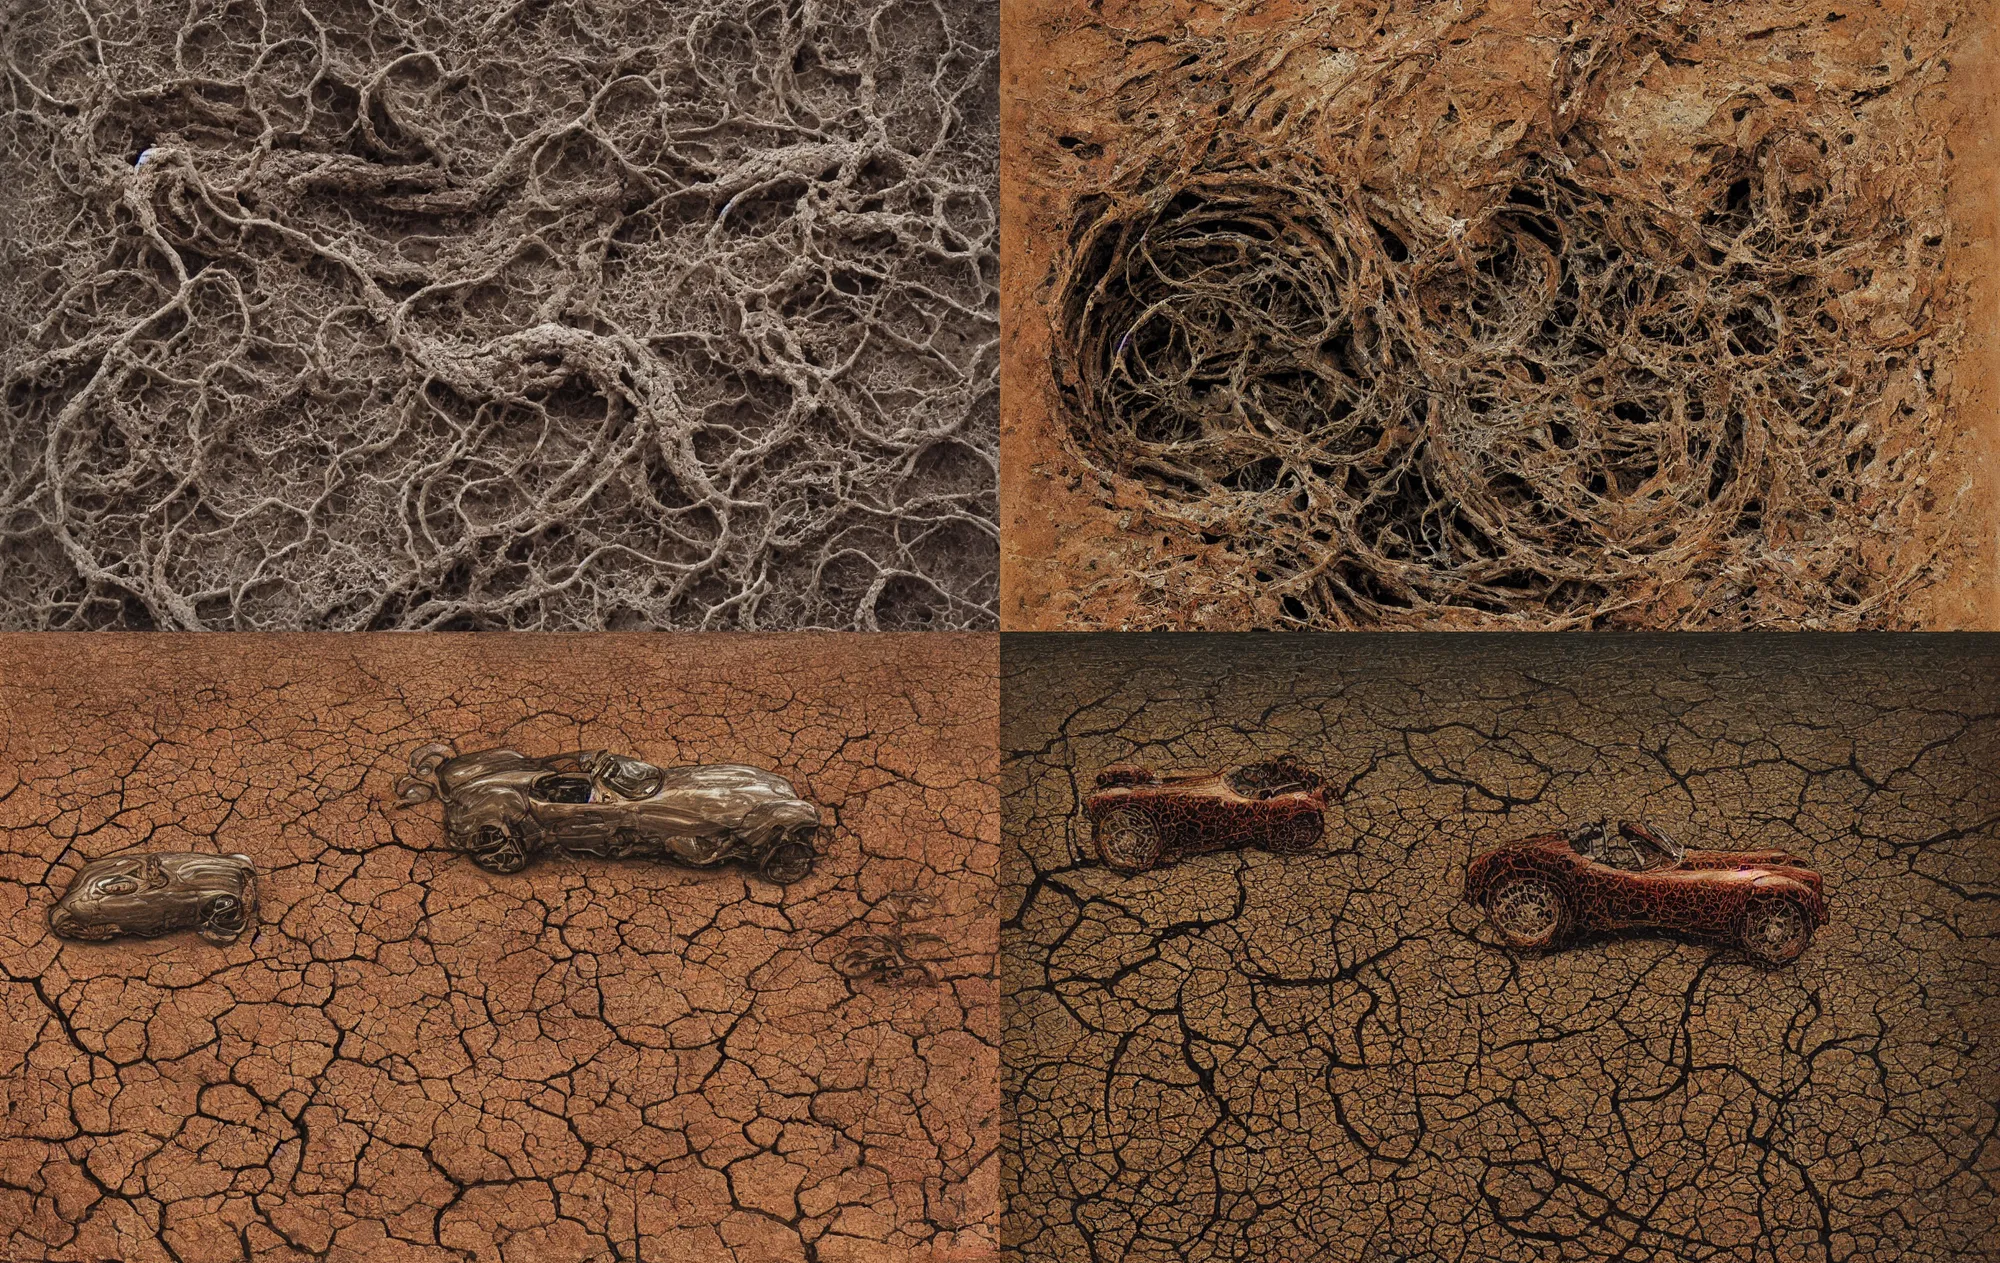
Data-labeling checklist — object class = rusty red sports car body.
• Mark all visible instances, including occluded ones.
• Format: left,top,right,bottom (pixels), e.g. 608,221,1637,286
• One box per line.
1464,821,1829,963
1084,756,1328,873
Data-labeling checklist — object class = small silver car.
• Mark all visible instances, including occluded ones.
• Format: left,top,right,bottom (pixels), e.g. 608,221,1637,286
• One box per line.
50,853,258,944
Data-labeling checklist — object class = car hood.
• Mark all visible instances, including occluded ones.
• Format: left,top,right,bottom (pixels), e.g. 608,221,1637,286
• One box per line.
1106,771,1226,794
653,764,798,798
1682,848,1808,871
630,764,815,834
1092,770,1324,804
1681,851,1826,895
437,749,547,792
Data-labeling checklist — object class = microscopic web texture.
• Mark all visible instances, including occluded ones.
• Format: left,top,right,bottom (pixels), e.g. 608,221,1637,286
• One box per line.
1003,634,2000,1262
0,0,999,629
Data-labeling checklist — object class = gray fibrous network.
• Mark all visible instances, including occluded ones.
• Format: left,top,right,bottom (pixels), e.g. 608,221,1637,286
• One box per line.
1050,7,1959,630
0,0,998,629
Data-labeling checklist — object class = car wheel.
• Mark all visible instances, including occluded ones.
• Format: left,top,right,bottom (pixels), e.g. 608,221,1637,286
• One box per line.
470,823,531,874
1740,895,1814,964
1268,812,1324,855
1485,876,1566,950
758,831,817,884
1095,806,1163,873
197,894,248,945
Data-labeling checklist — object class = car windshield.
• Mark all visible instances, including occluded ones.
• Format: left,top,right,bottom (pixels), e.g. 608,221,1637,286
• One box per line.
1629,835,1676,870
1600,823,1683,872
601,757,664,800
92,859,170,896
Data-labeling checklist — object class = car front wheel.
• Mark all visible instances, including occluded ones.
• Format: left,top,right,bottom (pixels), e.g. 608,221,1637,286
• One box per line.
1095,806,1163,873
1485,876,1567,950
470,822,531,874
758,828,818,884
1267,812,1324,855
1740,895,1814,964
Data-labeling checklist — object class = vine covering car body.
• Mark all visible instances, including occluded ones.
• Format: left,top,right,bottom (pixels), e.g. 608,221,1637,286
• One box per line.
50,852,258,945
1464,821,1829,963
396,744,821,883
1084,756,1329,873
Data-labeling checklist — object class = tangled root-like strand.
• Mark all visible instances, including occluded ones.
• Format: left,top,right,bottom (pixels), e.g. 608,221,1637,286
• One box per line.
0,0,998,629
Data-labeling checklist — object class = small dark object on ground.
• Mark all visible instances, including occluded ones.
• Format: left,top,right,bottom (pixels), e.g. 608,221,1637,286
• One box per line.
832,890,946,987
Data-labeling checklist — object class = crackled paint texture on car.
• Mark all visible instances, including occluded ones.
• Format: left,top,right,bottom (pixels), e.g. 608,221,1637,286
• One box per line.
1085,761,1327,871
0,634,998,1263
1003,634,2000,1262
1465,828,1829,960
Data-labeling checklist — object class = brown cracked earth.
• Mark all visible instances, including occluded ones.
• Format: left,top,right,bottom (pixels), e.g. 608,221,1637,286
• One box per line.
1002,633,2000,1260
0,633,999,1263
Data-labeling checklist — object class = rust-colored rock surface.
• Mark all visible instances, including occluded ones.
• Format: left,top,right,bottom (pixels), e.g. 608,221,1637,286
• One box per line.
1003,634,2000,1260
0,633,998,1263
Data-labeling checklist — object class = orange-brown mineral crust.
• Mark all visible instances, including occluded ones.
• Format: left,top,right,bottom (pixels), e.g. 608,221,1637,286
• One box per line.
0,634,999,1263
1001,634,2000,1261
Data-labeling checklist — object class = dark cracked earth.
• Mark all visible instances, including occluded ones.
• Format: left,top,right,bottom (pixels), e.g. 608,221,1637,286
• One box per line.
0,633,998,1263
1001,634,2000,1262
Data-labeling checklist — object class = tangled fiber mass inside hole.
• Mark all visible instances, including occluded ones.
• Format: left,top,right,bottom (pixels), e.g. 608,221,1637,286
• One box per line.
1049,7,1957,630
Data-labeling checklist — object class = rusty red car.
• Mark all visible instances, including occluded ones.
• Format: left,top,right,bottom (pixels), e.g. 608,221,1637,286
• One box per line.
1085,756,1328,873
1464,821,1828,964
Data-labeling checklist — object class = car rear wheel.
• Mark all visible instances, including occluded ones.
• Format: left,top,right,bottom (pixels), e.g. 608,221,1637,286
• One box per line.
470,822,531,874
1095,806,1163,873
1267,812,1325,855
197,894,248,945
1740,895,1813,964
758,828,817,884
1486,876,1566,949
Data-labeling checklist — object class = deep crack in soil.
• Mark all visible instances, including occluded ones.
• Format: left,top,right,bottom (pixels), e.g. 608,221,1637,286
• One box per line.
1002,633,2000,1261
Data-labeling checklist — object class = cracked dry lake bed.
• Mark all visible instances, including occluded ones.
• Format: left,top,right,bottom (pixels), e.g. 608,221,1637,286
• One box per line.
0,633,998,1263
1002,634,2000,1261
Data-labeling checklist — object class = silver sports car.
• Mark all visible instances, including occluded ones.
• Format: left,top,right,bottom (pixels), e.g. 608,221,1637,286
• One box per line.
395,744,821,882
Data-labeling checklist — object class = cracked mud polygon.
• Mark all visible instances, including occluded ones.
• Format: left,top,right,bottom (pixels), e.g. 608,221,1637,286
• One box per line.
1002,634,2000,1261
0,633,998,1262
